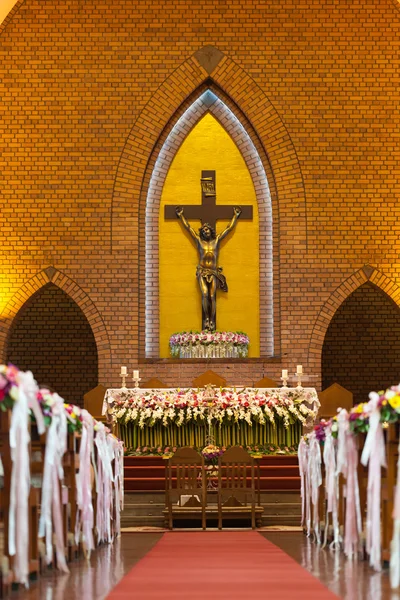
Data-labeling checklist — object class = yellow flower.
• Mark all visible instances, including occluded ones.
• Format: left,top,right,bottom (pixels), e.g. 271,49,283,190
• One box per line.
353,403,364,414
71,412,76,419
389,395,400,410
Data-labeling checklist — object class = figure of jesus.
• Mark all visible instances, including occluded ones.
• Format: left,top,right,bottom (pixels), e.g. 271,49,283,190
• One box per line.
175,205,242,331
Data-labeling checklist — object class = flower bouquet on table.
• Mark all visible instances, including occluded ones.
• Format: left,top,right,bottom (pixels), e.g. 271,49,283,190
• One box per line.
201,444,224,480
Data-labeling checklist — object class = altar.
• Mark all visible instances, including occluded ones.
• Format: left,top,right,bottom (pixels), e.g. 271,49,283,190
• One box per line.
103,386,319,452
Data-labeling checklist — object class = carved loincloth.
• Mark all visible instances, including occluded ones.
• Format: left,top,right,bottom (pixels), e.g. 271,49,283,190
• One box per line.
196,266,228,292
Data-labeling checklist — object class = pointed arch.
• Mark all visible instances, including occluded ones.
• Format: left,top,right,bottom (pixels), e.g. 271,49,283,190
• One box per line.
111,49,307,358
0,268,111,376
308,266,400,368
145,89,274,356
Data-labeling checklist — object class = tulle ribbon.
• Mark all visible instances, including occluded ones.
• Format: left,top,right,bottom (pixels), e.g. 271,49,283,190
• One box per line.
8,372,38,586
38,393,69,573
112,438,124,537
336,408,362,559
361,393,387,571
390,434,400,588
75,410,95,556
95,424,114,543
298,437,310,533
322,424,340,549
308,433,322,544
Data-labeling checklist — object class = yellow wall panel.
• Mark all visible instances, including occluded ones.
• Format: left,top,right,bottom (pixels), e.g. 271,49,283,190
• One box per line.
159,113,260,357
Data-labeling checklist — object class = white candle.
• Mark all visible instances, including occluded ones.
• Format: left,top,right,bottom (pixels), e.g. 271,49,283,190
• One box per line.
296,365,303,375
282,369,288,378
120,366,127,376
133,370,139,379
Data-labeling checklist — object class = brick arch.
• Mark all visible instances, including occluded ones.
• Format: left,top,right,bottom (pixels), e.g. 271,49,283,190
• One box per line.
0,268,111,376
308,266,400,369
111,50,306,357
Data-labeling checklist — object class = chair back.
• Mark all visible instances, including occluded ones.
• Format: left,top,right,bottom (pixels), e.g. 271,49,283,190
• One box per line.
253,376,278,388
83,384,107,422
192,370,226,388
318,383,353,420
141,378,169,389
167,447,205,503
218,446,254,499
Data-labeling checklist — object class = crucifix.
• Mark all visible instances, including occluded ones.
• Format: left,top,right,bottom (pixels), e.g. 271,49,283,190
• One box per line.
164,170,253,331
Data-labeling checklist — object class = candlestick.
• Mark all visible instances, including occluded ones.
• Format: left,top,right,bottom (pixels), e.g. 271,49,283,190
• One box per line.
120,366,127,376
120,372,127,389
281,369,288,388
296,365,303,375
133,370,141,389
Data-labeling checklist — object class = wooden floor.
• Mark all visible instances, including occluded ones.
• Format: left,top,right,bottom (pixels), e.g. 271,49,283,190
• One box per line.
9,531,400,599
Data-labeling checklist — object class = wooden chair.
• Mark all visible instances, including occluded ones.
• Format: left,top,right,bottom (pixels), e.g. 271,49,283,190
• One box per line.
192,370,226,388
166,447,206,530
253,376,278,388
141,378,169,389
318,383,353,420
217,446,256,530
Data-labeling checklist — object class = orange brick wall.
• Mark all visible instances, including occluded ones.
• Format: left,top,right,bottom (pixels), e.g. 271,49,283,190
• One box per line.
6,283,98,406
0,0,399,394
322,283,400,405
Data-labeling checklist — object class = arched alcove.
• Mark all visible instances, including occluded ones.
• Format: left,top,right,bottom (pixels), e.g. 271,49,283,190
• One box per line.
145,89,274,357
6,283,98,406
322,282,400,405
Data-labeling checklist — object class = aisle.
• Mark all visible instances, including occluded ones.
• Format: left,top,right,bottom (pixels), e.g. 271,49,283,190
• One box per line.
106,531,339,600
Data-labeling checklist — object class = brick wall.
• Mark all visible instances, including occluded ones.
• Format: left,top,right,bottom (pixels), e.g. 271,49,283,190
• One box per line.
322,283,400,405
6,283,98,406
0,1,399,393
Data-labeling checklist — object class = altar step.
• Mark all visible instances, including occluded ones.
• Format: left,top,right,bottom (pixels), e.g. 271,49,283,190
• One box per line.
123,455,300,492
121,491,301,528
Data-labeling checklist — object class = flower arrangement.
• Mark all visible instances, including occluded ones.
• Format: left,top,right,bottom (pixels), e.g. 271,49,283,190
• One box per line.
201,444,224,464
110,387,317,430
169,330,250,358
0,364,20,410
309,383,400,445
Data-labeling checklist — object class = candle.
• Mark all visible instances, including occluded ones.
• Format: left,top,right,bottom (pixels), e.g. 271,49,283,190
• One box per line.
282,369,288,379
120,366,127,376
296,365,303,375
133,370,139,379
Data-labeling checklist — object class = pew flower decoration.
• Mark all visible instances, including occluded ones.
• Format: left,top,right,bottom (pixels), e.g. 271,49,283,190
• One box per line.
0,364,20,409
169,330,250,358
109,387,318,430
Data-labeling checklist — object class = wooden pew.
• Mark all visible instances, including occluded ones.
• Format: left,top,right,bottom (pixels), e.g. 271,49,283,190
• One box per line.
0,410,41,594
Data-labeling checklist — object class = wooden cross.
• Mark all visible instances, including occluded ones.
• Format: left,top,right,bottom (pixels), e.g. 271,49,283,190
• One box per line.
164,170,253,230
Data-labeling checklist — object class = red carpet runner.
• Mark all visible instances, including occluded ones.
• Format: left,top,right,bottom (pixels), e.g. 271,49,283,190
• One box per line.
107,532,338,599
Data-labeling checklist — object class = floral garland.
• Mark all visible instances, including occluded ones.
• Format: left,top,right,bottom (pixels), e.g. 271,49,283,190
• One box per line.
0,366,112,438
110,387,317,430
169,330,250,358
309,383,400,445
